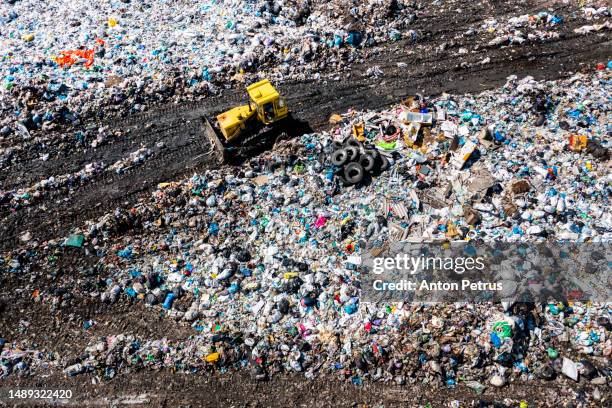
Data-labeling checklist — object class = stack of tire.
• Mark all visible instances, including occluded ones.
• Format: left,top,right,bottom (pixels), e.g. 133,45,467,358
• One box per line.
330,138,390,185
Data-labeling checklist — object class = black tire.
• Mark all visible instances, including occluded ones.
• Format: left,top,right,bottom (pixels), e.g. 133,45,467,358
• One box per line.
331,149,348,166
359,154,375,172
344,162,365,185
344,138,362,149
345,146,359,162
332,141,344,150
379,155,390,172
367,149,380,162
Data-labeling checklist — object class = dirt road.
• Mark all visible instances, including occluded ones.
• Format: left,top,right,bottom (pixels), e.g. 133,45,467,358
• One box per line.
1,370,579,407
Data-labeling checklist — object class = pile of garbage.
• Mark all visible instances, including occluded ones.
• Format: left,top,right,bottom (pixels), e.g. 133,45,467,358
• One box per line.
2,0,609,145
2,69,610,398
481,11,566,47
0,0,419,136
0,339,56,380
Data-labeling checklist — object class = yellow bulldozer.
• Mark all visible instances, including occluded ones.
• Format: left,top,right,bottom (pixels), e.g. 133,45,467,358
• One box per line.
204,79,292,162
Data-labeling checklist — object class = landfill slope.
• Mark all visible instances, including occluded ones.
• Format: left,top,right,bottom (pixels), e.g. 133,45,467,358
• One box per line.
1,7,610,250
0,0,611,407
2,69,610,406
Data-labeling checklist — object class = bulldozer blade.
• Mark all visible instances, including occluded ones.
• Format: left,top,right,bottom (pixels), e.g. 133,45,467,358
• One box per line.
203,117,227,164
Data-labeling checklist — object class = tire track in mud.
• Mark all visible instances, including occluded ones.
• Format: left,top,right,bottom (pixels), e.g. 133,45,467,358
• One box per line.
0,120,217,249
0,117,194,189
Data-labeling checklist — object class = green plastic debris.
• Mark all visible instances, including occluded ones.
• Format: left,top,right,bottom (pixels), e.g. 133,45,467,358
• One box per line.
293,163,305,173
547,348,558,359
492,321,512,339
65,234,85,248
376,140,397,150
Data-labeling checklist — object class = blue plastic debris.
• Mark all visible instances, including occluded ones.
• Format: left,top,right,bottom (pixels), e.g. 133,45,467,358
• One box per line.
163,293,176,309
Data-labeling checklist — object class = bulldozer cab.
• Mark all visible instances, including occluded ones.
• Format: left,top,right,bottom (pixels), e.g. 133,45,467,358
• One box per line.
247,79,288,125
205,79,291,163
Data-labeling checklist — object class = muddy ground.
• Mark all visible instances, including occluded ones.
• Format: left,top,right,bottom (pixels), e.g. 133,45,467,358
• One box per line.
1,0,611,406
0,370,595,407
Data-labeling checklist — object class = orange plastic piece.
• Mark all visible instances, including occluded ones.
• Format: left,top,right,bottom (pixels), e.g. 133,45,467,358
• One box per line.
568,134,588,151
54,49,95,68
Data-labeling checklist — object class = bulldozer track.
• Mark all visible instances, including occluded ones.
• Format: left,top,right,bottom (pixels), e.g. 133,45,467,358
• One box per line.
1,1,610,252
0,119,215,249
0,118,196,190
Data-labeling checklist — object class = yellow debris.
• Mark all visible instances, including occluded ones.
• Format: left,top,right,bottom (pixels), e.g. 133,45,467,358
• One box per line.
231,72,245,82
157,182,179,189
446,223,459,238
204,352,220,363
352,123,365,141
329,114,343,124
